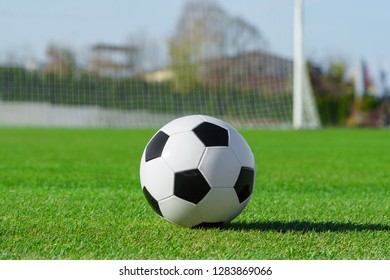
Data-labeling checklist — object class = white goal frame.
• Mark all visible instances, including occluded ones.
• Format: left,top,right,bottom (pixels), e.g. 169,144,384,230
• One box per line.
293,0,321,129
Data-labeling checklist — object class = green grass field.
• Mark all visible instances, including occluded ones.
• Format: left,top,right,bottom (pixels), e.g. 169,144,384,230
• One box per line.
0,128,389,259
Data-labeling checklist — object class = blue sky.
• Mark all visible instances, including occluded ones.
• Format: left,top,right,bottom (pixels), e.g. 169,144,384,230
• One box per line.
1,0,390,90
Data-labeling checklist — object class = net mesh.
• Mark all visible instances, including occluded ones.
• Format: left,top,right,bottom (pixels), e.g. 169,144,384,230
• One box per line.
0,0,319,128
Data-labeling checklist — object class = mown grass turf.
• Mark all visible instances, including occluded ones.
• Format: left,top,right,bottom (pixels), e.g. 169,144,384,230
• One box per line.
0,128,389,259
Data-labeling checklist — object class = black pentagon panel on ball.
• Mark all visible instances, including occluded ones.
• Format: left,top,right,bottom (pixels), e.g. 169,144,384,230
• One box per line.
174,169,211,204
143,186,163,217
145,131,169,162
234,167,255,203
193,122,228,147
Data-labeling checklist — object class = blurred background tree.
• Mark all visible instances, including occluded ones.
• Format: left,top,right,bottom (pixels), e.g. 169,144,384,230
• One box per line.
45,44,76,76
168,0,267,94
309,59,355,126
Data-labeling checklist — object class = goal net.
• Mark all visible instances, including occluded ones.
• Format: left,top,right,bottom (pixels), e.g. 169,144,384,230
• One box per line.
0,0,320,129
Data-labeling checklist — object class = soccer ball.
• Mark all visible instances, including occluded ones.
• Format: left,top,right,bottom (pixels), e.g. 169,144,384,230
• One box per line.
139,115,255,228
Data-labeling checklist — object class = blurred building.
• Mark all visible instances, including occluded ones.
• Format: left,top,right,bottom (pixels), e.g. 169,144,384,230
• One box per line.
200,51,292,92
144,51,292,93
90,44,138,77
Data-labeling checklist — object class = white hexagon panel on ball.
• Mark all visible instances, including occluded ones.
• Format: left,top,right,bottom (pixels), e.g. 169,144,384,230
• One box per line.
159,196,203,228
198,147,241,188
228,128,255,168
160,115,205,135
161,131,205,172
140,157,175,201
197,188,243,223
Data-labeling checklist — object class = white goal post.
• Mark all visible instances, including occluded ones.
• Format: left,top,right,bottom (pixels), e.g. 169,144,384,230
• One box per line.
0,0,321,129
293,0,321,129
